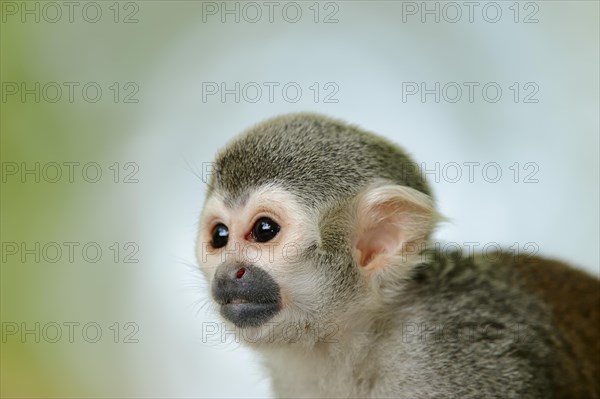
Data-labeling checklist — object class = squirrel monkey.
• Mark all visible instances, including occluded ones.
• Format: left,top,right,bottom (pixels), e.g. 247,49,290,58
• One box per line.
197,113,599,398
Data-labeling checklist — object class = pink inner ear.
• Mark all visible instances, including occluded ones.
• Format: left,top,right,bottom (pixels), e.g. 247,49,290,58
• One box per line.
357,225,403,267
356,216,404,268
353,185,437,271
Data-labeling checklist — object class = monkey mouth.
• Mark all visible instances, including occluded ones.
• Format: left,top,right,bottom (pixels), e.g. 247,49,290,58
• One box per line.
218,293,281,325
216,293,279,307
216,293,281,328
227,298,250,305
220,299,281,328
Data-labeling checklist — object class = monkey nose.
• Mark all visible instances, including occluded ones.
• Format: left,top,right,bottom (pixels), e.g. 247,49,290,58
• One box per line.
235,267,246,279
212,263,281,328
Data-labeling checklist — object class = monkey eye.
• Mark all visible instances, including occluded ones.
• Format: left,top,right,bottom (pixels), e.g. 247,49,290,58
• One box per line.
211,223,229,249
252,217,281,243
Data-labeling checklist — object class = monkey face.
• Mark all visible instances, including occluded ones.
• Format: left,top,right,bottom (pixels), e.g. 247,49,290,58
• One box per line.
197,114,439,345
197,183,328,342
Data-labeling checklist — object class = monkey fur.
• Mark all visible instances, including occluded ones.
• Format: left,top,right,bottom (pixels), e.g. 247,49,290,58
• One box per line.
197,113,599,398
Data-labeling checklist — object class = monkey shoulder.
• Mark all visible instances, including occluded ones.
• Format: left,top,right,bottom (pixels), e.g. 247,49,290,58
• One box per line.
379,250,600,398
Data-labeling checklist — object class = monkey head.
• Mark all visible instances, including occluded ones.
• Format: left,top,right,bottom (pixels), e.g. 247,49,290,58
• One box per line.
197,113,441,346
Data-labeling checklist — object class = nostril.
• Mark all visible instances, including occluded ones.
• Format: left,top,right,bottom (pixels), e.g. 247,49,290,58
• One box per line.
235,267,246,279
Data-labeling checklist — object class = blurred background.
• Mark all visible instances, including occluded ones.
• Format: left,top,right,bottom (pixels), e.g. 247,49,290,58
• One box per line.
1,1,598,397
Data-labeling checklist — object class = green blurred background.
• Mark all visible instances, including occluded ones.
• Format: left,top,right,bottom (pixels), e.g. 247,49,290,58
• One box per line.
1,1,598,397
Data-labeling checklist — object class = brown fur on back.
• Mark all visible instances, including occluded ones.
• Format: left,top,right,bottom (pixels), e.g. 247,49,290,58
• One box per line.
511,255,600,398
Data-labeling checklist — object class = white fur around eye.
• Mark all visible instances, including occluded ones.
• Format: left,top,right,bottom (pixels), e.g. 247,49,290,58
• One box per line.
197,183,320,276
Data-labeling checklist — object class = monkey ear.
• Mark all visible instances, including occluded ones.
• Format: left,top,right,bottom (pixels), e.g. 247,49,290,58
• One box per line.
352,184,439,272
